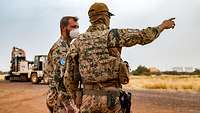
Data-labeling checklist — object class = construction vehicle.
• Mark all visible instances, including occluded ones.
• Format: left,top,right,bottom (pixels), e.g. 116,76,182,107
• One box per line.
8,47,49,84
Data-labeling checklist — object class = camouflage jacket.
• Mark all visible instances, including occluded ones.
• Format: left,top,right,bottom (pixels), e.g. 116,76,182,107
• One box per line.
87,24,122,59
45,37,71,92
64,24,160,93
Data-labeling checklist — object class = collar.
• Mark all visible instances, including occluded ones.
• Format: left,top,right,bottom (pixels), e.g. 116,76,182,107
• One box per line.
87,24,109,32
60,36,68,42
59,36,71,46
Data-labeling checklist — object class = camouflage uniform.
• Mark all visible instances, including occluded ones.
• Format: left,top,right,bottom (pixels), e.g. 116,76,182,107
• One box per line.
45,37,77,113
87,25,122,59
64,24,160,113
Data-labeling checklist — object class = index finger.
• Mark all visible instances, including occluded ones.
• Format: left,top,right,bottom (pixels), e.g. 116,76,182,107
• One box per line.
169,18,176,21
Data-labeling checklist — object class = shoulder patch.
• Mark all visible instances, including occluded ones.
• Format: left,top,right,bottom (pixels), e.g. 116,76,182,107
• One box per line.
59,58,65,65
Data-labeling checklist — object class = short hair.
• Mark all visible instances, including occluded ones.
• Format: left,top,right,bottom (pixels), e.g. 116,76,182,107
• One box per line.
60,16,78,29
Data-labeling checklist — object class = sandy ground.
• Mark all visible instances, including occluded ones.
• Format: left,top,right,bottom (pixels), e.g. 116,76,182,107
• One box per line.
0,81,200,113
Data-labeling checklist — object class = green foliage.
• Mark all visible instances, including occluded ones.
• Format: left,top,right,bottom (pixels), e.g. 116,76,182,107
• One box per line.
162,71,181,75
193,68,200,74
131,66,200,76
131,65,150,76
161,68,200,75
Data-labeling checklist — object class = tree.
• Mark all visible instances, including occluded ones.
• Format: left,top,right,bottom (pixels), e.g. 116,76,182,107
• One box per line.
193,68,200,75
131,65,150,75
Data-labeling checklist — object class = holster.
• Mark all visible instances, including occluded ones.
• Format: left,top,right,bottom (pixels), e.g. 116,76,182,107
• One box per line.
107,93,116,108
118,61,129,84
119,91,132,113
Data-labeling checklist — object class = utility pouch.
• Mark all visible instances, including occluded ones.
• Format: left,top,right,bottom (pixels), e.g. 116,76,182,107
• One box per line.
107,93,116,108
118,61,129,84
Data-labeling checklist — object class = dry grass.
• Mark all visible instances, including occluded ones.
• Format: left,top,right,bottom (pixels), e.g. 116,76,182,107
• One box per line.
124,75,200,92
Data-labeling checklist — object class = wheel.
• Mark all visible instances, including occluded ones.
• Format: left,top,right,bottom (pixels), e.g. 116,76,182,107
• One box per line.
9,76,15,82
43,75,49,85
31,73,39,84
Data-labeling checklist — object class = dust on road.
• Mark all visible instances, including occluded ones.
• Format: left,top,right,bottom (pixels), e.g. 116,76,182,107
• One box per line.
0,81,199,113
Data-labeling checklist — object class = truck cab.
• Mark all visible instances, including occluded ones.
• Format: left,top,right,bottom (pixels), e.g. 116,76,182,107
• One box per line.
30,55,48,84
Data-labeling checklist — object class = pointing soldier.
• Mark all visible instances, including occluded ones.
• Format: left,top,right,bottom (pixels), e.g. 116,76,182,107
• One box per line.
64,3,175,113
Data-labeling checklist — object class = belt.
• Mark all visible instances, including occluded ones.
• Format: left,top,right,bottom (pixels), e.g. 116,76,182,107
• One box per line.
83,89,120,97
83,82,121,90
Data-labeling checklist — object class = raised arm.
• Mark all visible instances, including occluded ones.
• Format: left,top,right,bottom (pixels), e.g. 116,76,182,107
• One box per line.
108,18,175,47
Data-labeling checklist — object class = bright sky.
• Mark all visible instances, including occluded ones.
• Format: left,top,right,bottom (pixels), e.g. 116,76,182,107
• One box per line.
0,0,200,71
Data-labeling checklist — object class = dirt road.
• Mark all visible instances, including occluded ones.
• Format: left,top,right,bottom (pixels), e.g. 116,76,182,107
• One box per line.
0,81,199,113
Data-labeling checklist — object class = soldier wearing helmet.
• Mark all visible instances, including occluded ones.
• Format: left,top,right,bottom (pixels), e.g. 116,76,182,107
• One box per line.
64,2,175,113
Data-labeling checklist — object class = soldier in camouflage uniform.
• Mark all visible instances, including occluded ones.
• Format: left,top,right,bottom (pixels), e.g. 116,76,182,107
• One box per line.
64,3,175,113
45,16,79,113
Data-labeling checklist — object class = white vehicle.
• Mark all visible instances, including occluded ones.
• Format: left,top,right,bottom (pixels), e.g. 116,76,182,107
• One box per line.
8,47,49,84
30,55,48,84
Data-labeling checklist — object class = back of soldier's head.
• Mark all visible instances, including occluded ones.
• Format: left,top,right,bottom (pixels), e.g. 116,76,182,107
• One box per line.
88,3,114,26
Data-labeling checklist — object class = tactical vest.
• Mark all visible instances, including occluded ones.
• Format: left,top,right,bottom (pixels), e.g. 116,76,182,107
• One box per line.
78,30,119,84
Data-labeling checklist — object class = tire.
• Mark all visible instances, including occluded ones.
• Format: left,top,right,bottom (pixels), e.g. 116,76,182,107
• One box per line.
5,76,10,80
31,73,39,84
9,76,15,82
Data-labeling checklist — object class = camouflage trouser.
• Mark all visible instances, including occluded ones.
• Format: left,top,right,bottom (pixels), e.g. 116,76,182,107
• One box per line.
80,95,123,113
46,88,78,113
